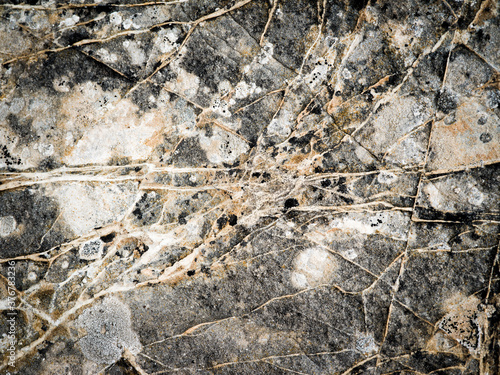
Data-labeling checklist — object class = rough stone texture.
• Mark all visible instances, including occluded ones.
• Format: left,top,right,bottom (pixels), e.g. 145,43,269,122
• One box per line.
0,0,499,374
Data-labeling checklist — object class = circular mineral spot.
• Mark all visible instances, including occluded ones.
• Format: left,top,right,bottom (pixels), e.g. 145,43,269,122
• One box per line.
291,248,338,289
479,133,492,143
0,216,17,237
477,116,487,125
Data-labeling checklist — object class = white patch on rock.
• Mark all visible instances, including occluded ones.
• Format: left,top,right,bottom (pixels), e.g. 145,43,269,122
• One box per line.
158,28,179,53
291,247,338,289
343,248,358,260
234,81,262,99
377,171,398,184
199,129,249,164
10,97,25,114
342,68,352,79
423,183,444,210
79,238,104,260
64,96,161,166
122,41,146,66
60,15,80,27
211,98,232,118
53,76,71,93
50,182,138,236
267,110,293,138
355,334,378,355
122,19,133,29
305,58,329,89
384,134,427,167
0,216,17,237
467,185,484,206
96,48,118,63
76,297,142,365
109,12,122,26
329,211,410,240
38,143,54,157
258,42,274,64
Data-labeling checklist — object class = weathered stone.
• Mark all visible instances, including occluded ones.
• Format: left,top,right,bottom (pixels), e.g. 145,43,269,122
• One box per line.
0,1,498,374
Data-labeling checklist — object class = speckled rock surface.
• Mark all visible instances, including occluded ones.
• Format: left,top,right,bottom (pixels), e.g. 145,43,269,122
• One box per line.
0,1,499,374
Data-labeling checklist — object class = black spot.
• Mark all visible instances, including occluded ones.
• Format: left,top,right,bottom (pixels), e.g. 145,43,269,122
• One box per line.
337,183,348,193
100,232,116,243
479,133,492,143
93,5,114,12
477,116,487,125
289,131,314,147
178,212,188,225
66,30,90,45
187,270,195,276
350,0,368,11
228,214,238,226
340,195,354,204
387,73,401,86
415,207,479,225
310,103,322,115
136,243,148,255
132,208,142,220
321,179,331,187
470,231,481,241
284,198,299,210
217,215,228,230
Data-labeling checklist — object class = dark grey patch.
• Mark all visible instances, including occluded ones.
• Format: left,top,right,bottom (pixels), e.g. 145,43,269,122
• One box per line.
167,137,209,167
128,81,162,113
131,192,163,227
6,113,36,144
17,49,130,95
0,188,61,258
180,31,241,93
436,90,457,114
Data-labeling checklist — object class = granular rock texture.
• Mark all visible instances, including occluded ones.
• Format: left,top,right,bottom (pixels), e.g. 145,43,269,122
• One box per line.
0,0,499,374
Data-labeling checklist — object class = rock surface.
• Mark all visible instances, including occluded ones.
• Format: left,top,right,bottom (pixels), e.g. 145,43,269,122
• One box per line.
0,0,499,374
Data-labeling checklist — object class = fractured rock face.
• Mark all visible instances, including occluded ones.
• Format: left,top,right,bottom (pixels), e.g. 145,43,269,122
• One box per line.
0,0,499,374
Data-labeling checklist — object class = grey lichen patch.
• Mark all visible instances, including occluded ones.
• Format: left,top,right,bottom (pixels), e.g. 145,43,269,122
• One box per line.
79,238,104,261
75,297,142,365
